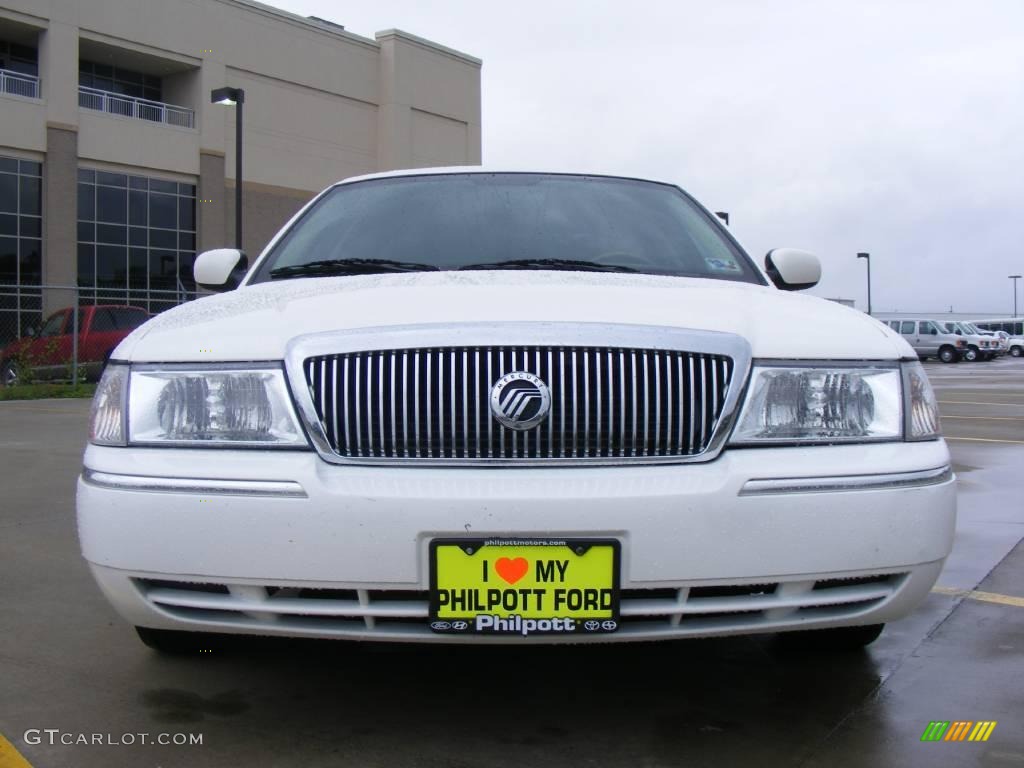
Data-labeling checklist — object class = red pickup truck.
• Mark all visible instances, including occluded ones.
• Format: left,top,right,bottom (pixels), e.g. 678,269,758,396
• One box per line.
1,305,149,386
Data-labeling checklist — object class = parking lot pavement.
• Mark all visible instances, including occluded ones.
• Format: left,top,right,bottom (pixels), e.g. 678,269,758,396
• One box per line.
1,358,1022,767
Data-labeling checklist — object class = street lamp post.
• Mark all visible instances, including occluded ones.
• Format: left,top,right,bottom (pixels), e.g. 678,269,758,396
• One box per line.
1011,275,1022,318
210,87,246,250
857,252,872,315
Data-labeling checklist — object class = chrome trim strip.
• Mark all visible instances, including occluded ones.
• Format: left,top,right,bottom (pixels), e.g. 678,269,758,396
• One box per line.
82,469,307,498
284,322,753,467
738,465,953,496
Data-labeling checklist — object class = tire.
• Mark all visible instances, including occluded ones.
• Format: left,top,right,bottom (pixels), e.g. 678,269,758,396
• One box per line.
776,623,885,652
963,346,979,362
1,359,20,387
938,346,958,364
135,626,223,655
1011,346,1022,358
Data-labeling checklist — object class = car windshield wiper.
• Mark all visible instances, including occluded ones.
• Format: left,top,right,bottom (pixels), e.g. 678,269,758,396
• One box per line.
458,257,638,273
458,258,638,273
269,258,442,279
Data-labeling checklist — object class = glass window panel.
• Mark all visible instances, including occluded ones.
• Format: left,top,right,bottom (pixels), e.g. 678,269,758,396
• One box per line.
129,226,148,246
79,71,93,87
150,179,177,194
96,171,128,188
97,244,127,285
118,68,143,84
96,186,127,223
78,183,95,221
0,158,18,174
78,168,96,183
19,177,40,215
96,223,128,245
114,308,150,329
93,63,113,77
178,252,196,287
19,216,41,238
91,308,117,332
129,176,147,190
149,193,176,229
149,249,177,285
77,244,95,286
129,191,147,225
78,221,95,243
19,161,41,177
178,196,194,231
0,174,16,213
150,228,176,249
129,248,147,289
18,239,41,283
39,312,67,337
0,214,15,236
94,77,114,92
144,74,161,88
0,237,17,282
178,232,195,252
178,183,196,196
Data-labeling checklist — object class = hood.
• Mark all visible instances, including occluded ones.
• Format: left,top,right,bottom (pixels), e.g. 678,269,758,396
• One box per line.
114,271,912,362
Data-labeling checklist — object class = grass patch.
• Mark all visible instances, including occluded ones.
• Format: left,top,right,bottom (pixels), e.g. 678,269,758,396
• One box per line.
0,383,97,401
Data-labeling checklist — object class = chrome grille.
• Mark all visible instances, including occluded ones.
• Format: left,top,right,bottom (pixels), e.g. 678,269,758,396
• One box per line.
303,347,734,462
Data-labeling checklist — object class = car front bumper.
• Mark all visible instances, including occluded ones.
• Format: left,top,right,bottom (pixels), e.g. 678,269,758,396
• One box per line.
77,440,956,644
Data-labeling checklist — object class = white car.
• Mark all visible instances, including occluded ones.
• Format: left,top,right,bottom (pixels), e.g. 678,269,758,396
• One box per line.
78,170,955,653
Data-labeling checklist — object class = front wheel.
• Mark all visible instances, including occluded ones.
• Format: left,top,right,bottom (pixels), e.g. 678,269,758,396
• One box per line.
777,623,885,652
963,346,979,362
1,359,20,387
1011,346,1022,357
938,346,958,364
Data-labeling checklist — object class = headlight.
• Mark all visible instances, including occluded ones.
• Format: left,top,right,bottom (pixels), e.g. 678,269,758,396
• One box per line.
729,365,902,444
902,361,941,441
90,364,128,446
89,364,308,447
127,365,307,446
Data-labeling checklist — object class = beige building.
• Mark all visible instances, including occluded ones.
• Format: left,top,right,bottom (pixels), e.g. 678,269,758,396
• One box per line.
0,0,481,321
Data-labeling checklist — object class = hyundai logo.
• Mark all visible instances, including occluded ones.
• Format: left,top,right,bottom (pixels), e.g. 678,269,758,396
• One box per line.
490,372,551,430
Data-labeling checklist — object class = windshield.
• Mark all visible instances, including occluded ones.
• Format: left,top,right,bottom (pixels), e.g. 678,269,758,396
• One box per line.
250,174,765,284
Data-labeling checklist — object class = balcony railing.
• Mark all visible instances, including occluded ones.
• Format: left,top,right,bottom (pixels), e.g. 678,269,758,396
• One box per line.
78,86,194,129
0,69,40,99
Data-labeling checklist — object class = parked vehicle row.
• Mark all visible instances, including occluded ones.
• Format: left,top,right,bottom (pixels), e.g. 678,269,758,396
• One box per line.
883,318,1013,363
1,305,149,386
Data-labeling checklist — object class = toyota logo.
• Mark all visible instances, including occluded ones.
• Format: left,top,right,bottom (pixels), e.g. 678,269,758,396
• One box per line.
490,372,551,430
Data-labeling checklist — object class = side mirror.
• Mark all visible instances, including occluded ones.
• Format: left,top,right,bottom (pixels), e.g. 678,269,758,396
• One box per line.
764,248,821,291
194,248,248,291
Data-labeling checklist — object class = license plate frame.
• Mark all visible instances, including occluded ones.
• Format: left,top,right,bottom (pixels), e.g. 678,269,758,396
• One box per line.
428,537,621,637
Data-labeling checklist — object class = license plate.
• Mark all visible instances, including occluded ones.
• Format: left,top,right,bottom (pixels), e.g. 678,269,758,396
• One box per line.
429,538,620,637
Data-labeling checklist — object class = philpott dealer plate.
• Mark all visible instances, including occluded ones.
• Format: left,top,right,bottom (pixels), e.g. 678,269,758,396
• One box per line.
429,538,620,637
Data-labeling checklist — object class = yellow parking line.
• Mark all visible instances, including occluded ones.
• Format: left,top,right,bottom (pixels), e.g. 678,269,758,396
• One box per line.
945,437,1024,444
0,733,33,768
933,586,1024,608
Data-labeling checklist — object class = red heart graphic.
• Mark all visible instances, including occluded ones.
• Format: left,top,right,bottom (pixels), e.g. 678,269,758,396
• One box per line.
494,557,529,585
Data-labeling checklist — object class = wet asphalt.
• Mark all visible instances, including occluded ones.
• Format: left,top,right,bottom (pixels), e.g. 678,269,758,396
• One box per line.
0,357,1021,768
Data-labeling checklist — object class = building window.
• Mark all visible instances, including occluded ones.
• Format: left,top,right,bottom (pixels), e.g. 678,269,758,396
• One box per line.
0,155,42,343
0,41,38,77
77,168,196,313
79,61,161,102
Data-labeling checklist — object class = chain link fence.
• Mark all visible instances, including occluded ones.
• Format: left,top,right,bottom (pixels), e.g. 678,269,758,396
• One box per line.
0,282,196,387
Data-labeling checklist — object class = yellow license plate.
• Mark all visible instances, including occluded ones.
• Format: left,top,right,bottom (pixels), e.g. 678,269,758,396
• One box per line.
429,538,620,636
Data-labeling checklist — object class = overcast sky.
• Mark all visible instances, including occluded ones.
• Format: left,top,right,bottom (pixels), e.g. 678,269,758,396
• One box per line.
280,0,1024,314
